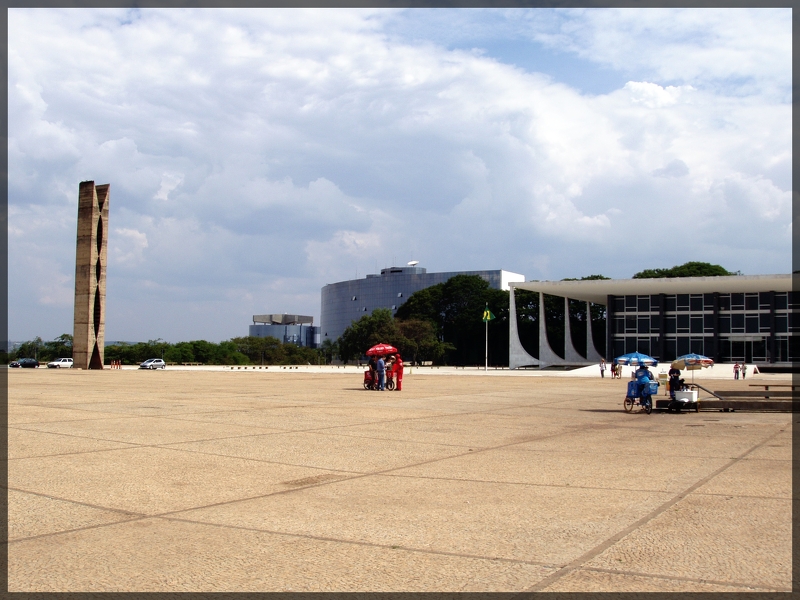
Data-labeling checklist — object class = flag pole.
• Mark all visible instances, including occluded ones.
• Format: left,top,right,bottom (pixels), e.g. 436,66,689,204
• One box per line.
485,303,488,371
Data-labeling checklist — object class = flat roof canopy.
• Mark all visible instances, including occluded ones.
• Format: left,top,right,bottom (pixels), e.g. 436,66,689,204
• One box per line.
511,274,793,305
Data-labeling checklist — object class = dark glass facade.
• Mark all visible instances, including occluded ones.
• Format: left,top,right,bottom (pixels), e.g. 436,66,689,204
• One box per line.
606,291,797,365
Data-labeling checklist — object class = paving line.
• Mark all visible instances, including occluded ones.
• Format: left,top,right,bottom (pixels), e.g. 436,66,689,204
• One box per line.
153,515,559,571
580,566,791,592
517,426,788,593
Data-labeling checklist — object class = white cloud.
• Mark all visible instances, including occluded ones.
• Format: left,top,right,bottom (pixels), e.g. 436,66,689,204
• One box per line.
7,8,791,341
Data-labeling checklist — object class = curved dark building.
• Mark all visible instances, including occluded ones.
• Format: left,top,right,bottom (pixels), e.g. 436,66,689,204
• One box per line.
320,266,524,342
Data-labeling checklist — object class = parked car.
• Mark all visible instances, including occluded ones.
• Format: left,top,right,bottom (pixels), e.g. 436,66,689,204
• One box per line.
8,361,20,368
139,358,166,370
47,358,74,369
12,358,40,368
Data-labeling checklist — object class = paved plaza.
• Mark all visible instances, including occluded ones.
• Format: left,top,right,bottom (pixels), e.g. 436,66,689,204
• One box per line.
7,368,793,592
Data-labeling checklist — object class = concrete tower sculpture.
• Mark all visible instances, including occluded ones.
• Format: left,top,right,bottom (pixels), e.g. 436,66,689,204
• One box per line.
73,181,110,369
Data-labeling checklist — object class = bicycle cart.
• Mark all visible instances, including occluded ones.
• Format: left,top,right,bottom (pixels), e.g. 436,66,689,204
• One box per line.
624,380,659,414
363,370,395,391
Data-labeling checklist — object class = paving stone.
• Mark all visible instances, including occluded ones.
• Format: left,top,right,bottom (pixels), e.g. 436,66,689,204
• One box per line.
8,369,792,592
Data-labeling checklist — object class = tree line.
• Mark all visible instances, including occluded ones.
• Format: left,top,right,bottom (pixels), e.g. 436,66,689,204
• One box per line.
8,334,324,366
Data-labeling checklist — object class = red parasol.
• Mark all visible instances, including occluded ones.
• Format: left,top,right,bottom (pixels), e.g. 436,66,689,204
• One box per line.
366,343,398,356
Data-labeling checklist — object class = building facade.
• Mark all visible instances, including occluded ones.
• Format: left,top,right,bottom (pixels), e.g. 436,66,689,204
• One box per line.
321,267,525,342
249,314,320,348
509,274,794,369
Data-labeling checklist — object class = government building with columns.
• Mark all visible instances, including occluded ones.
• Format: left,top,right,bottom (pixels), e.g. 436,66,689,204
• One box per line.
509,274,794,370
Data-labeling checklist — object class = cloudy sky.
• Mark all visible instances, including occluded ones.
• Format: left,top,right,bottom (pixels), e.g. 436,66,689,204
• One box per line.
8,8,792,343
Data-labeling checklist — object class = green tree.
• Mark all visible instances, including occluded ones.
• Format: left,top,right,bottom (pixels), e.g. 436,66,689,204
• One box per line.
337,308,407,363
633,261,735,279
319,338,338,364
396,318,451,365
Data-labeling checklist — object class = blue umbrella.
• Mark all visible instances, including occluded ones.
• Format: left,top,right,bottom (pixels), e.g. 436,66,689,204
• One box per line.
615,351,658,367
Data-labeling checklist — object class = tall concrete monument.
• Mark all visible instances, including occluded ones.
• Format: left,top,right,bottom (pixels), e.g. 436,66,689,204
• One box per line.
73,181,110,369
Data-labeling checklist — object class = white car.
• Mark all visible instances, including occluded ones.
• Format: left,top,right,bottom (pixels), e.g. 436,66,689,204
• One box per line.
139,358,166,370
47,358,73,369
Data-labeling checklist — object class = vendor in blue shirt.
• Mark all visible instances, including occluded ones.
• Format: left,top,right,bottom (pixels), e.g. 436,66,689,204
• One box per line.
376,356,386,391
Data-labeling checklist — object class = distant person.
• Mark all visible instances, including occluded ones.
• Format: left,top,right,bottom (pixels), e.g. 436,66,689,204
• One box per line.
368,355,378,388
668,365,683,400
376,355,386,391
599,359,606,378
393,353,404,391
733,362,740,380
741,363,747,380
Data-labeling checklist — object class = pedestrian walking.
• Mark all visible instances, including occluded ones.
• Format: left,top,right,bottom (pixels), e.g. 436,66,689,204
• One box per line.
733,362,740,380
600,359,606,378
741,363,747,380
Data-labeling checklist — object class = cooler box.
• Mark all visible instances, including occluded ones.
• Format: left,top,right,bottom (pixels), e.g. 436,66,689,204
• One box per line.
675,390,698,403
626,381,638,397
647,381,659,395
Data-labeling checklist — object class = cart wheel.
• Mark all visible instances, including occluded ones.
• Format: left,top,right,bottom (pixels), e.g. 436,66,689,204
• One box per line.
387,379,395,391
624,397,634,412
644,397,652,414
364,382,371,390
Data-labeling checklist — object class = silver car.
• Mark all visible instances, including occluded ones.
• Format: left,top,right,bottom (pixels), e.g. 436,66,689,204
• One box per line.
139,358,166,370
47,358,73,368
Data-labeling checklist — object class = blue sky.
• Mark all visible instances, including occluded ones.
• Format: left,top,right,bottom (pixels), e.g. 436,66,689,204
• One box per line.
8,8,792,342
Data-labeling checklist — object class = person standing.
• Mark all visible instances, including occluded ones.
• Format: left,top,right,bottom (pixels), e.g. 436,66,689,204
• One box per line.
741,363,747,380
733,362,740,380
600,359,606,378
376,355,386,391
393,353,404,391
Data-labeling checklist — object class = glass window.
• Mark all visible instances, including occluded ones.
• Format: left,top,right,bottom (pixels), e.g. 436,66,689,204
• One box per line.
759,292,771,309
666,338,677,361
677,337,690,356
704,314,715,332
718,316,730,333
759,314,771,332
650,295,661,309
625,316,637,333
637,338,650,355
638,317,650,334
637,296,650,312
718,294,731,311
677,315,689,332
788,292,799,309
664,316,676,334
745,315,758,333
745,294,758,311
665,295,677,312
625,295,637,312
731,313,744,332
614,297,624,313
690,338,704,355
690,317,703,334
650,314,661,332
614,339,625,357
774,315,788,333
625,337,637,353
677,294,690,311
690,295,703,312
614,317,625,334
731,293,744,309
704,293,715,309
774,293,788,310
789,312,800,333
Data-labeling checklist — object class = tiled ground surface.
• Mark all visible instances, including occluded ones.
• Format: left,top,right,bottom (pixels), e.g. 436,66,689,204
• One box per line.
7,369,792,592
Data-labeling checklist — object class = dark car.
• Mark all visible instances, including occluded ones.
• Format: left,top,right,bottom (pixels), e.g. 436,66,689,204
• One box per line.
13,358,40,368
